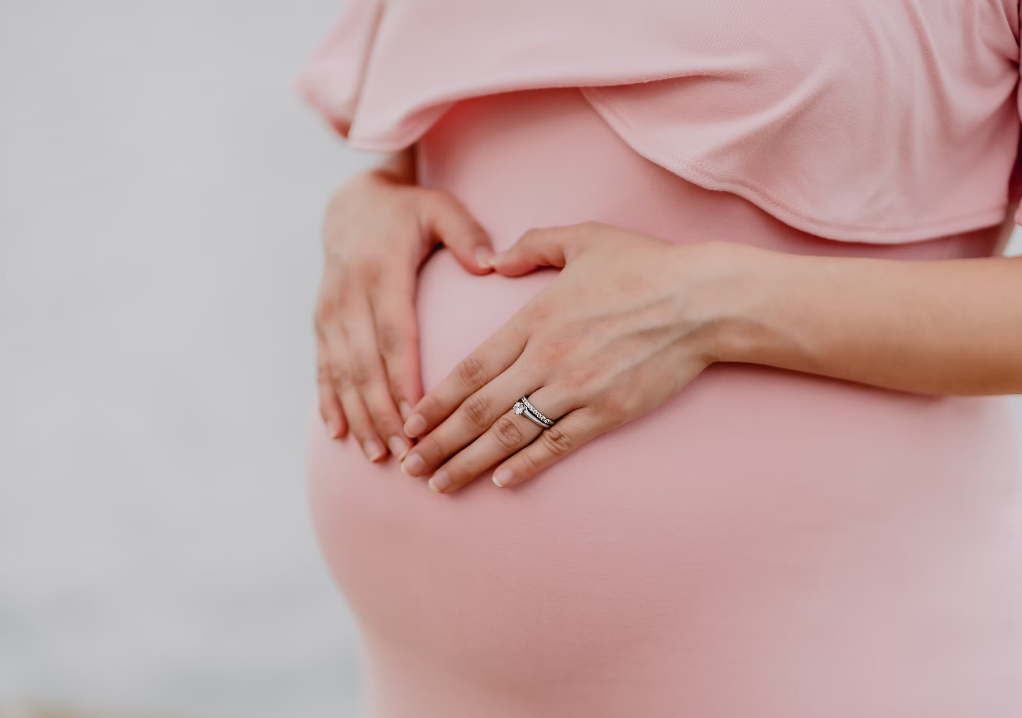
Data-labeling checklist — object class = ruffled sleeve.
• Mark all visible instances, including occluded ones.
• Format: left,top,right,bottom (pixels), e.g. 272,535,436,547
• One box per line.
295,0,383,139
296,0,1022,245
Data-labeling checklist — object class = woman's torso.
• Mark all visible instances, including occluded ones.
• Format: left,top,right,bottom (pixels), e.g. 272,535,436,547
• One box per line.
306,87,1022,717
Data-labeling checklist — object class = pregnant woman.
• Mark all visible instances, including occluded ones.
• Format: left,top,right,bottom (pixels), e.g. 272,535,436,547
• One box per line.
299,1,1022,716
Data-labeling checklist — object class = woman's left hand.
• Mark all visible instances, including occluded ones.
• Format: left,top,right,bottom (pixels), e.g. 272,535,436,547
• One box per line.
398,221,742,493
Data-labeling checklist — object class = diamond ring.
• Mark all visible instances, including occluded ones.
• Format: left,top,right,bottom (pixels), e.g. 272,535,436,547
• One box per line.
512,395,557,429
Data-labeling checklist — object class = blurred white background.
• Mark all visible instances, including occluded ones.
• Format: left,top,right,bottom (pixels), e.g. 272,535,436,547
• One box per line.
0,1,375,716
1,2,1021,717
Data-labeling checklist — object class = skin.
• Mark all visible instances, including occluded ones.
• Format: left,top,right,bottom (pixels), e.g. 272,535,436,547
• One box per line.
314,148,496,462
317,150,1022,492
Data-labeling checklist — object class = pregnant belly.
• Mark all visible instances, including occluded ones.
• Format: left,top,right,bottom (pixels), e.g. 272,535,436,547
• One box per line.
305,88,1022,717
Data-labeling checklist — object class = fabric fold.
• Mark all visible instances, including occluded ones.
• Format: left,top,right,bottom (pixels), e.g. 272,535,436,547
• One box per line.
296,0,1022,243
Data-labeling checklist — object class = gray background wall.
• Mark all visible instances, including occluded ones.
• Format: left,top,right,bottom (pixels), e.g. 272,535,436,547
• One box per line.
1,2,368,716
1,2,1020,717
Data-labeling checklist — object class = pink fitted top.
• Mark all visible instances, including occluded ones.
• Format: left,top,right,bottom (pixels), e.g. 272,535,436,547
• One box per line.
303,86,1022,717
298,0,1022,243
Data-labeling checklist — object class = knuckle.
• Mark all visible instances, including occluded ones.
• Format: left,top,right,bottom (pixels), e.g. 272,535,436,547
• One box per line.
520,227,544,245
463,227,489,248
356,257,384,283
491,416,525,451
348,358,377,387
433,190,465,214
346,413,374,440
388,195,416,223
515,450,540,477
560,366,593,393
416,393,445,422
415,434,446,463
362,397,391,424
389,380,409,406
540,426,573,457
456,354,488,389
316,361,334,385
353,424,377,443
601,391,635,418
524,301,553,326
419,186,449,206
330,360,350,387
376,323,406,357
535,337,572,367
461,393,492,430
313,299,338,329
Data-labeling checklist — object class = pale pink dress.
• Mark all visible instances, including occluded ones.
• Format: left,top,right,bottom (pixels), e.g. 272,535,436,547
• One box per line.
300,2,1022,715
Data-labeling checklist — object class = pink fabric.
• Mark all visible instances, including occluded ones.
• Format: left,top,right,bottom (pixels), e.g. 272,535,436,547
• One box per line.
305,87,1022,717
297,0,1022,243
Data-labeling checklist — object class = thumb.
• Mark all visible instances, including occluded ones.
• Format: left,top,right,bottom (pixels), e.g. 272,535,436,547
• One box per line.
489,225,580,276
422,192,495,275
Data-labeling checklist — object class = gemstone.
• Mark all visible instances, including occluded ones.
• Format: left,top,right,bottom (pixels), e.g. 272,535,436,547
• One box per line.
513,401,525,415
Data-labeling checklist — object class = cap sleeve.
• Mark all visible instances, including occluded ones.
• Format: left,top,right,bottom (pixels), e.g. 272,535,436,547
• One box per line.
295,0,383,138
296,0,1022,244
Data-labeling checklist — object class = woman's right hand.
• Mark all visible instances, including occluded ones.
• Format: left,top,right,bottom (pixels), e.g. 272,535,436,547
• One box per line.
314,155,495,463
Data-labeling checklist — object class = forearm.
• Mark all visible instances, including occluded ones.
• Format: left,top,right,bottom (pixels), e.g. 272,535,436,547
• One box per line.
702,242,1022,396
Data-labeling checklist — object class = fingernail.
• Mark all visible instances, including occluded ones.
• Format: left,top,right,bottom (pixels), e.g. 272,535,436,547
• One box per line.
326,420,338,438
401,453,425,477
404,413,426,437
388,435,409,460
428,469,451,493
363,440,385,462
493,467,514,487
475,246,495,268
399,400,413,421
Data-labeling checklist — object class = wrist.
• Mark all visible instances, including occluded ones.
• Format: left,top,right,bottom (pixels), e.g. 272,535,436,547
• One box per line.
337,149,417,199
371,146,416,184
681,240,791,366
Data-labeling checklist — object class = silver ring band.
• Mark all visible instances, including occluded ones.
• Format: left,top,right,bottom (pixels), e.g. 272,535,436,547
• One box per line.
512,395,557,428
520,396,554,425
521,409,553,429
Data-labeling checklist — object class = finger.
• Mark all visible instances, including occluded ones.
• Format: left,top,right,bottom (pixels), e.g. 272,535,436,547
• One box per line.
403,321,529,439
368,276,422,425
422,190,496,273
489,223,590,276
345,296,413,460
426,385,576,494
492,406,603,489
326,329,387,462
336,378,387,462
398,362,540,479
490,406,600,492
317,335,347,439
